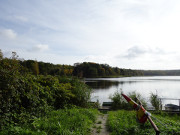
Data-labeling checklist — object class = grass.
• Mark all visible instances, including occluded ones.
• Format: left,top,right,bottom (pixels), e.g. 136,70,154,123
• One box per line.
0,107,98,135
152,113,180,135
96,126,102,133
107,110,180,135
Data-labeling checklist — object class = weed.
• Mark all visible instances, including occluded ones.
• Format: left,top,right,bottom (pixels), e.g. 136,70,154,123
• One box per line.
97,121,102,124
96,128,101,133
96,126,102,133
97,125,102,129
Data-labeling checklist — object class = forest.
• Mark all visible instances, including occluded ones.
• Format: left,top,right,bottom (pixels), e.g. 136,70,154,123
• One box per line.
73,62,144,77
19,60,144,78
143,69,180,76
19,60,180,78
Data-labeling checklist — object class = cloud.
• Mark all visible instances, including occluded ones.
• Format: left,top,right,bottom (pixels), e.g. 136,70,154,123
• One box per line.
123,46,148,59
29,44,49,52
117,46,171,60
83,54,116,66
14,15,28,22
0,29,17,39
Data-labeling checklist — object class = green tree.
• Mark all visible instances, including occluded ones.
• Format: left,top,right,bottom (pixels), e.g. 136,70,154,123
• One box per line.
98,67,105,76
33,61,39,75
0,52,21,128
88,67,98,77
0,49,3,60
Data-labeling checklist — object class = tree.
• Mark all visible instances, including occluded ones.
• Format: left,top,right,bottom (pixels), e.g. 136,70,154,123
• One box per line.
98,67,105,76
88,67,98,77
0,49,3,60
33,61,39,75
11,51,18,59
0,51,22,128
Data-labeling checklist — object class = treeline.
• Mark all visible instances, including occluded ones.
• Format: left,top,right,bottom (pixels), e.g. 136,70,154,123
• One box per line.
20,60,180,77
142,70,180,76
16,60,144,78
20,60,73,76
73,62,144,77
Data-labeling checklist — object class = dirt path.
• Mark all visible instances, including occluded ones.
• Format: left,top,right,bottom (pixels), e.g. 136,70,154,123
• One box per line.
91,114,110,135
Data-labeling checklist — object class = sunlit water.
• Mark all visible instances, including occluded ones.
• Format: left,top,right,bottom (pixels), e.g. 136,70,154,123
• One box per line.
85,76,180,107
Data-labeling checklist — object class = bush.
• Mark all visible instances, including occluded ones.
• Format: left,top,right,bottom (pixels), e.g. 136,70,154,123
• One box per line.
110,90,147,110
109,91,127,110
0,52,92,129
150,93,162,111
70,78,91,107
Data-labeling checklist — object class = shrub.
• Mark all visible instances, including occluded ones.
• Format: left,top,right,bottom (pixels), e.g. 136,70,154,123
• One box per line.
0,52,92,129
150,93,162,111
69,78,92,108
110,90,147,110
109,90,127,110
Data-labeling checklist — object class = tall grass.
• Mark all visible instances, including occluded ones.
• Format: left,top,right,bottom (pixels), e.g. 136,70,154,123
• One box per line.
107,110,180,135
0,108,98,135
107,110,154,135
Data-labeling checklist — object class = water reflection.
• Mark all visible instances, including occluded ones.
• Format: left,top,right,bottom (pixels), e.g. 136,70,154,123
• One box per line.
85,76,180,106
86,80,119,90
86,80,139,89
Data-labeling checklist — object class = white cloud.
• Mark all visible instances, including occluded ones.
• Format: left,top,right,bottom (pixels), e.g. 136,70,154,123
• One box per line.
0,29,17,39
29,44,49,52
14,15,28,22
84,54,113,64
120,46,171,60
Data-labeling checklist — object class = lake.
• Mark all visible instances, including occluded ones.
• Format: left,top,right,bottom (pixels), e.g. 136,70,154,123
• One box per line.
85,76,180,107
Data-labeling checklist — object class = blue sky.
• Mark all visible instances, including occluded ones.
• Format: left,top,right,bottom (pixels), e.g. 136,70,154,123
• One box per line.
1,0,180,69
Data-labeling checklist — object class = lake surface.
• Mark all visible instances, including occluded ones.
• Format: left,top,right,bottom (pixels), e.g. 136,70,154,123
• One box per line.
85,76,180,107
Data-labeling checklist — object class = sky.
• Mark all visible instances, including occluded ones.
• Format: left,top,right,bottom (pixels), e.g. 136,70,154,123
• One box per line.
1,0,180,70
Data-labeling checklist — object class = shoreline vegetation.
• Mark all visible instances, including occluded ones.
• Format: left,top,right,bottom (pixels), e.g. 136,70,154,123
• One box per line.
1,50,180,78
0,51,94,134
1,50,180,134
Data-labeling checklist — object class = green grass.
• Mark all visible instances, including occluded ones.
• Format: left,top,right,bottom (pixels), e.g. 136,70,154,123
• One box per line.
107,110,180,135
96,125,102,133
152,113,180,135
0,108,98,135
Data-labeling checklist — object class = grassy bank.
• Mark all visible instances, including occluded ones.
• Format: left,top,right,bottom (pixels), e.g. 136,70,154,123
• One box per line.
107,110,180,135
0,107,98,135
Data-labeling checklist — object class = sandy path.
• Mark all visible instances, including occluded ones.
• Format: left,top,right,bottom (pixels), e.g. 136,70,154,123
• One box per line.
91,114,110,135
